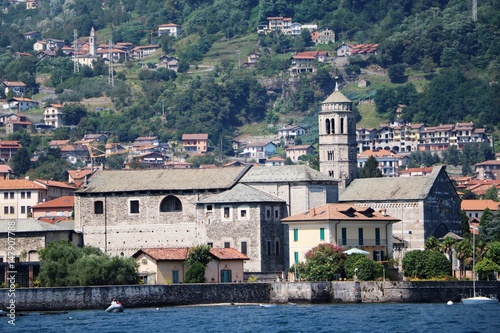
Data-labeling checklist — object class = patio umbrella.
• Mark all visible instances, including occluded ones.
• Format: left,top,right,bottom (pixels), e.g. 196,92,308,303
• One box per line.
343,248,370,255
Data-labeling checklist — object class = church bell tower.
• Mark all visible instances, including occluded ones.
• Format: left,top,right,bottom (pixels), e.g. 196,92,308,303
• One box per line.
318,81,357,189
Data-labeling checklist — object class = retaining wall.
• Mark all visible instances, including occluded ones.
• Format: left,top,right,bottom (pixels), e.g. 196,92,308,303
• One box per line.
1,281,498,311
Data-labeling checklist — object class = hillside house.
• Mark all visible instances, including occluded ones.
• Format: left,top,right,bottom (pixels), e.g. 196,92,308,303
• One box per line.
357,149,408,177
311,27,335,44
43,103,64,128
182,134,208,153
356,127,378,152
132,136,159,148
289,51,328,75
131,45,160,59
336,43,378,57
0,140,22,163
5,119,32,135
2,81,26,96
157,55,179,71
278,125,307,139
265,156,285,166
5,97,37,112
285,144,315,162
475,160,500,180
240,142,277,161
23,31,41,40
158,24,182,38
0,165,12,180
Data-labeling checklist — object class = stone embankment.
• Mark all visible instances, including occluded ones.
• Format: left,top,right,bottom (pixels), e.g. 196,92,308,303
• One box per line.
1,281,498,311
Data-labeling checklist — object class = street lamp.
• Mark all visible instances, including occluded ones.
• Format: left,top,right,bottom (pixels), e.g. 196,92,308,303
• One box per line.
408,230,412,250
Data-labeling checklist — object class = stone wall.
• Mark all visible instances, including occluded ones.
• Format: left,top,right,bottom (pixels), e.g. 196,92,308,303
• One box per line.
1,281,498,311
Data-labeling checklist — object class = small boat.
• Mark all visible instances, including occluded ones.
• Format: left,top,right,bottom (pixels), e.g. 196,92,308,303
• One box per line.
461,295,498,305
461,226,498,305
105,302,124,313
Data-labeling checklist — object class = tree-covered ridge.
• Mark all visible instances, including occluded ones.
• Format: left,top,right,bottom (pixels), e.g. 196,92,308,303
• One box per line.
0,0,498,153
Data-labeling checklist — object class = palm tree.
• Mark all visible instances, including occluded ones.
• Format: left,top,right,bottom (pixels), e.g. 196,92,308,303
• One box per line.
440,236,457,261
455,239,472,279
424,236,440,251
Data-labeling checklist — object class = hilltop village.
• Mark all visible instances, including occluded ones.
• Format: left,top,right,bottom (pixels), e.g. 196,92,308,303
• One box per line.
0,84,497,286
0,1,498,287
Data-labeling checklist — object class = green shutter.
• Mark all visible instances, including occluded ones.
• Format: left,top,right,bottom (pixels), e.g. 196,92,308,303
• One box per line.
320,228,325,241
294,251,299,264
293,228,298,242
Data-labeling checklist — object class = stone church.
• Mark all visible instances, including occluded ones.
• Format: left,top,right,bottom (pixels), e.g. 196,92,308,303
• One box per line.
74,165,338,273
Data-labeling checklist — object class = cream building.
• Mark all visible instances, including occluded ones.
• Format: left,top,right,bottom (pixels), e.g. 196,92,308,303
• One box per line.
0,180,48,219
133,247,248,284
282,203,399,269
44,103,64,128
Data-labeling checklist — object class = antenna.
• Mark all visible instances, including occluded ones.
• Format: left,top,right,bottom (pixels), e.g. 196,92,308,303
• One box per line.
73,29,79,73
108,40,114,87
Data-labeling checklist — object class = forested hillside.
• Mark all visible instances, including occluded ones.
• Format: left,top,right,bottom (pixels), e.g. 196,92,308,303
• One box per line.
0,0,498,155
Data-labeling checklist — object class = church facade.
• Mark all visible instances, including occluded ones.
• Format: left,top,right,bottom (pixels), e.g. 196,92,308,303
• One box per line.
74,165,338,273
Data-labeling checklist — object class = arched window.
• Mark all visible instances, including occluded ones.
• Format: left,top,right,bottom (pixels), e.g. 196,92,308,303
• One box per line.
325,119,331,134
160,195,182,212
331,118,335,134
340,118,344,134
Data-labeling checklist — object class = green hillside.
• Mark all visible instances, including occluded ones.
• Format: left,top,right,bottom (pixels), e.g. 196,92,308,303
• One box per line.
0,0,498,153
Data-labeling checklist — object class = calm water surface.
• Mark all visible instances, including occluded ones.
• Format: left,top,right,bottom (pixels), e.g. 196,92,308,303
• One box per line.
4,302,499,333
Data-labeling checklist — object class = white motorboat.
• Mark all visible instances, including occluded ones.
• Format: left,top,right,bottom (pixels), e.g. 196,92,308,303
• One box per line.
461,226,498,305
105,302,124,313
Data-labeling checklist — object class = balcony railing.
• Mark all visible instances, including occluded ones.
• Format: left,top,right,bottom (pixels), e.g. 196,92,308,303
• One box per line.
337,238,388,247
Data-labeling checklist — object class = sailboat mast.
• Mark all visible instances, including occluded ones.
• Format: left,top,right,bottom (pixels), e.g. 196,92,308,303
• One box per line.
472,231,476,296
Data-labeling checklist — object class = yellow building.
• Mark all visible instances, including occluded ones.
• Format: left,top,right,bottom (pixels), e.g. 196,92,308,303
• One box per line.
282,203,399,269
133,247,249,284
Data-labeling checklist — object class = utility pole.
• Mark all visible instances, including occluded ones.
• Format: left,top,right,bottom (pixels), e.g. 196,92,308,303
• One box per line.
73,29,79,73
108,40,114,87
472,0,477,22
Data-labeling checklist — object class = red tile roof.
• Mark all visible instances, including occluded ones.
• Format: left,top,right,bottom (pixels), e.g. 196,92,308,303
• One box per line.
209,248,249,260
0,179,45,190
135,247,190,261
461,199,499,211
32,196,74,209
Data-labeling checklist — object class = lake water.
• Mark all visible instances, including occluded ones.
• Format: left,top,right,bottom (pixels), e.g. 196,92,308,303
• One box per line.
4,302,499,333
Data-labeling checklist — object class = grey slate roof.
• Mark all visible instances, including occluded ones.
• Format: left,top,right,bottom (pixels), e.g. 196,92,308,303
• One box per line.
240,165,337,183
0,219,75,233
340,165,445,202
197,183,286,204
321,88,352,106
76,166,250,193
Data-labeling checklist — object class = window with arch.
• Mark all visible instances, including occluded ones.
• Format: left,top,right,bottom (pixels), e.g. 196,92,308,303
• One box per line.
340,118,344,134
160,195,182,212
325,119,331,134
